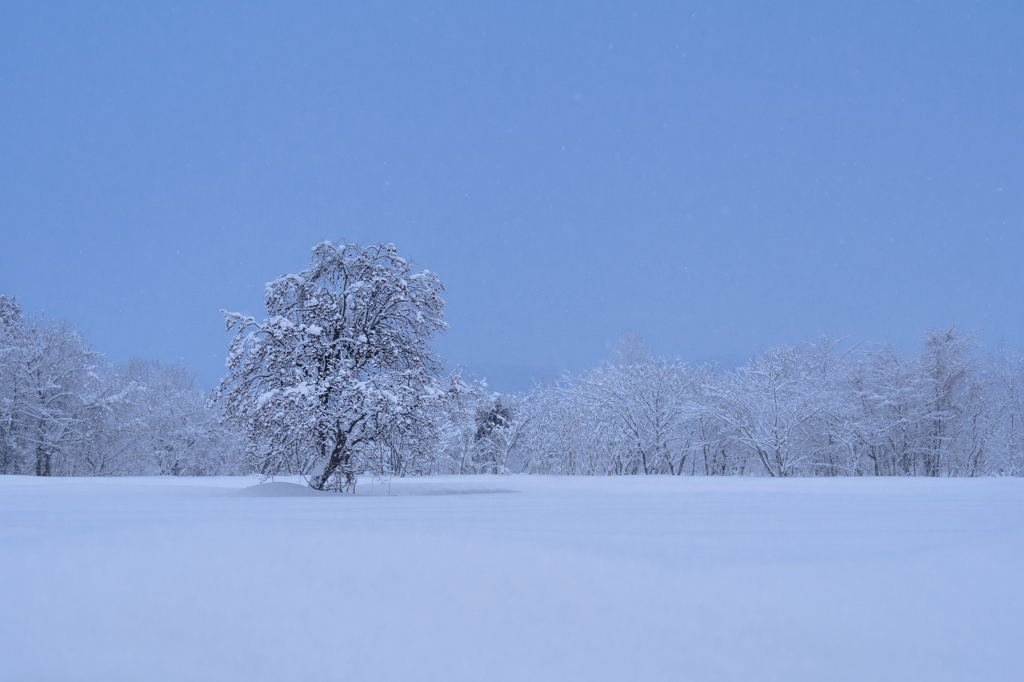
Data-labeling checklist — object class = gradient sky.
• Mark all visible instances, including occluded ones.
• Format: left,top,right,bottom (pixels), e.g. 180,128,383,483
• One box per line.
1,2,1022,391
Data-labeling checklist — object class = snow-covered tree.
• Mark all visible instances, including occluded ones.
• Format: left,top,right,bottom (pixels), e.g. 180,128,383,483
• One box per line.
1,294,241,477
85,359,240,476
915,325,985,476
0,297,102,476
472,391,533,474
568,333,693,475
678,364,734,476
988,343,1024,475
0,295,25,473
212,242,456,491
710,345,822,477
524,379,624,475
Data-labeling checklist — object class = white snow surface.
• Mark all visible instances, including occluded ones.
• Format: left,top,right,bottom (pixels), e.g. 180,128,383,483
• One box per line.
1,474,1022,681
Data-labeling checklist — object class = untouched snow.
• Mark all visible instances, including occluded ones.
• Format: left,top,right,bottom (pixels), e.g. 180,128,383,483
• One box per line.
1,475,1022,681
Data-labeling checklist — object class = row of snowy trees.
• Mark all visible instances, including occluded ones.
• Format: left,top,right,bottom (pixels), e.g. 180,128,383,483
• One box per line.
8,240,1024,483
216,241,1023,484
420,329,1023,478
255,324,1024,480
0,295,239,476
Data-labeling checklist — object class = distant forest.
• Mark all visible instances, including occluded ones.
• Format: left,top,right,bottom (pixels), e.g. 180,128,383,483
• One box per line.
3,292,1023,479
0,295,236,477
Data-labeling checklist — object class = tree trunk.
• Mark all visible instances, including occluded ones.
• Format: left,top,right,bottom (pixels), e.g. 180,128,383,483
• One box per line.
35,443,51,477
310,433,355,492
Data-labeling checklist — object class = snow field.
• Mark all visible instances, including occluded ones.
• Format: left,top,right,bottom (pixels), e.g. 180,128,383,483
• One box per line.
1,475,1022,681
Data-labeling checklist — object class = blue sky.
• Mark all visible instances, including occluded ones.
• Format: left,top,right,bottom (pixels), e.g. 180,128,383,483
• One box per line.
1,2,1022,390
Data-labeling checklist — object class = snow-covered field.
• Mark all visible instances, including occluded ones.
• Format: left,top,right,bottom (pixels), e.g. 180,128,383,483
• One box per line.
1,475,1021,681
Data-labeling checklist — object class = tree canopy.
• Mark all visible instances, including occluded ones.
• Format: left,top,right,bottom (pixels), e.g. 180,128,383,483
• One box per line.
212,241,456,491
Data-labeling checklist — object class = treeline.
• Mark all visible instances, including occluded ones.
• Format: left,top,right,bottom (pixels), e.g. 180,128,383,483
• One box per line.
355,328,1024,479
6,290,1024,480
0,295,239,476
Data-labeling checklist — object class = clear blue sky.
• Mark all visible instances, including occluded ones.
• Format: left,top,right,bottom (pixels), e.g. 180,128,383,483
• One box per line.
1,2,1022,391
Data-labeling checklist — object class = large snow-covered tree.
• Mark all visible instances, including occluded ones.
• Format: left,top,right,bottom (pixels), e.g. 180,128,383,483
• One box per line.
212,241,454,491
